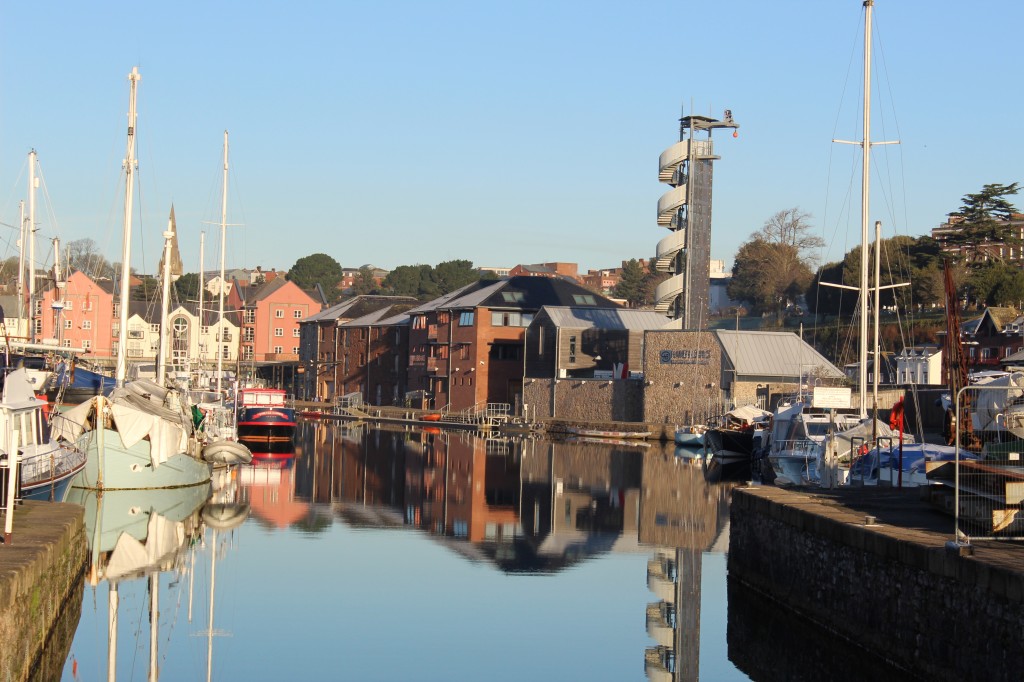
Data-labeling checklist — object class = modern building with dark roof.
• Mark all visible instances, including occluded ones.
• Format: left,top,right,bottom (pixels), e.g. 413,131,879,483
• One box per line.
407,276,621,412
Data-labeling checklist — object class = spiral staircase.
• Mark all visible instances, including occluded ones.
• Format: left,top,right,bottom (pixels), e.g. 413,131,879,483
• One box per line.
653,113,738,324
654,140,693,316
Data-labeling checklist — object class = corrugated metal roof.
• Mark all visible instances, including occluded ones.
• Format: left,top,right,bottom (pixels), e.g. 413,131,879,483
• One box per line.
541,306,672,330
341,306,402,327
406,281,488,314
714,330,845,379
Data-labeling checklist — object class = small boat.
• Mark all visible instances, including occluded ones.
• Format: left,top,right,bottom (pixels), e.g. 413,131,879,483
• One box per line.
237,387,297,440
848,441,970,487
0,368,87,502
674,424,706,447
705,405,771,462
420,413,443,422
566,427,651,440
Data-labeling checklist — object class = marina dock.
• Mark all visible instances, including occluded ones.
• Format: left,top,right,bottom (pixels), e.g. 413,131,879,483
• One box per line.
730,485,1023,681
0,502,85,682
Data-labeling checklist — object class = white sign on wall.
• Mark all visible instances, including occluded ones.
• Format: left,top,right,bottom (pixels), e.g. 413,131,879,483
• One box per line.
812,386,852,409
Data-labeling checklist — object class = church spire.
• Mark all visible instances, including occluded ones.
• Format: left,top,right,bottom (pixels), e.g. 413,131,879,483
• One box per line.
158,204,184,280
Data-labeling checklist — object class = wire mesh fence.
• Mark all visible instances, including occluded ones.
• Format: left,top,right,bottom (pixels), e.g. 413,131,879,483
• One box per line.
944,381,1024,542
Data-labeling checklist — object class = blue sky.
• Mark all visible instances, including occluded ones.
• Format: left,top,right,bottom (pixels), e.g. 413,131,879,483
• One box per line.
1,1,1021,278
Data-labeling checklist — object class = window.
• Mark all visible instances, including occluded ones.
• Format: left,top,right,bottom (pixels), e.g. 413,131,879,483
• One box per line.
538,327,544,355
275,328,284,337
82,320,92,330
34,300,42,316
572,294,596,305
293,346,300,354
501,291,525,303
275,309,284,318
413,316,426,330
64,319,73,329
293,309,303,319
569,335,577,363
63,339,72,348
64,300,73,311
222,346,231,359
274,345,283,354
243,328,254,342
244,310,256,324
82,340,91,350
459,312,474,326
150,324,160,333
242,346,254,360
201,326,209,335
293,328,301,337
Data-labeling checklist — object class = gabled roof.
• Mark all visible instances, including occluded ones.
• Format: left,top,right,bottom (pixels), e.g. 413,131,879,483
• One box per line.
441,276,619,311
537,306,670,330
406,281,492,314
967,306,1020,336
714,330,845,380
341,306,407,327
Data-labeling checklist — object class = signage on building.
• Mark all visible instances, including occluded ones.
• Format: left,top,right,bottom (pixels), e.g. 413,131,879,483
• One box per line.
812,387,852,409
659,349,711,365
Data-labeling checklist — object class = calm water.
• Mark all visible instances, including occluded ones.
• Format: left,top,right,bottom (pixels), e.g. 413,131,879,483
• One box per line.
58,422,754,681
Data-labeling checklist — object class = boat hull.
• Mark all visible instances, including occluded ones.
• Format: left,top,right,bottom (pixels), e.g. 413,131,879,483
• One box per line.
237,407,296,440
705,427,755,462
75,427,211,490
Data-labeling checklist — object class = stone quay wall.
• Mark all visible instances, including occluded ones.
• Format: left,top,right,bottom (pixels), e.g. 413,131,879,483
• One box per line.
523,378,643,423
0,502,86,682
729,487,1024,682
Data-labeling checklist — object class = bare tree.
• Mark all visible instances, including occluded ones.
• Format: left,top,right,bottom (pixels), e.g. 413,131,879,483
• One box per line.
756,208,825,267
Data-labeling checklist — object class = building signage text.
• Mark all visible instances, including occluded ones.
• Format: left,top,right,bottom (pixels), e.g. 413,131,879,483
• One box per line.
659,349,711,365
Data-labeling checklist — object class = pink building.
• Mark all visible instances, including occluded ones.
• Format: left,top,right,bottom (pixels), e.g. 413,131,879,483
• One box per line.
34,271,116,358
229,278,322,363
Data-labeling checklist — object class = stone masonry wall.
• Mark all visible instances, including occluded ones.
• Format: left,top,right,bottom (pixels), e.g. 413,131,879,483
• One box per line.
523,378,642,422
729,487,1024,682
0,502,86,682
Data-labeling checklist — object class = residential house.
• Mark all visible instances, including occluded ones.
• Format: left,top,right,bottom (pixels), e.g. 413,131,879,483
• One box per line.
334,306,412,405
34,271,116,358
298,295,418,400
962,306,1021,370
228,277,322,382
406,276,621,412
895,345,943,385
932,213,1024,263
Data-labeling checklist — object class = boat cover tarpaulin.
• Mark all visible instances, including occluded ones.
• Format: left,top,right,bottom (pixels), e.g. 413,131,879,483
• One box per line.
105,512,185,580
972,372,1024,433
725,405,771,424
50,379,193,468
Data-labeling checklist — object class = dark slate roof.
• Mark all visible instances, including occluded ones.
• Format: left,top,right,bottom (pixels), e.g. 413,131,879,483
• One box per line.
442,276,619,311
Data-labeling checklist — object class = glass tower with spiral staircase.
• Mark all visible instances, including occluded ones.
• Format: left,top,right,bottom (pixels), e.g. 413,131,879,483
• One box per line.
655,111,738,329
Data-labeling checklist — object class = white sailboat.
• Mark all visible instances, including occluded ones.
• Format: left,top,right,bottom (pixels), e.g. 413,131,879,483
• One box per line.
51,68,211,490
768,1,908,487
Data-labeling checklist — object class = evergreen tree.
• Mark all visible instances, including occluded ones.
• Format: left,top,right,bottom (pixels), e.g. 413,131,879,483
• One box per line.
613,259,646,307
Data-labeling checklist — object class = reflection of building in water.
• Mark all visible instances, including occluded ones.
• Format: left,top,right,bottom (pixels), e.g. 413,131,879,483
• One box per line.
518,439,646,570
639,453,737,682
238,442,307,530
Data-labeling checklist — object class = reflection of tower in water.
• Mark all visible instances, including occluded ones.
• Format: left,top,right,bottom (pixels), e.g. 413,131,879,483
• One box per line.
640,454,738,681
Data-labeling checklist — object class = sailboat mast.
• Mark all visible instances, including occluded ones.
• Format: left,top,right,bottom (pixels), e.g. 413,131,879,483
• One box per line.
216,131,228,397
28,150,37,343
199,231,205,377
858,0,873,419
115,67,141,387
157,223,174,385
17,201,25,333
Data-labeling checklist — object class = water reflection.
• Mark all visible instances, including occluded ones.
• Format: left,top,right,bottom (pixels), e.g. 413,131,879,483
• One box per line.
62,423,753,680
63,467,247,681
288,421,749,680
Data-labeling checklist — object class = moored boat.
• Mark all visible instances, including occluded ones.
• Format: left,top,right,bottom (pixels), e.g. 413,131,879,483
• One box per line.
704,405,770,463
1,368,87,502
236,387,296,440
674,424,706,447
566,427,652,440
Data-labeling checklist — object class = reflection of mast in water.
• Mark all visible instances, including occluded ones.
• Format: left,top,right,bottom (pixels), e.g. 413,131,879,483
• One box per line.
640,453,738,681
